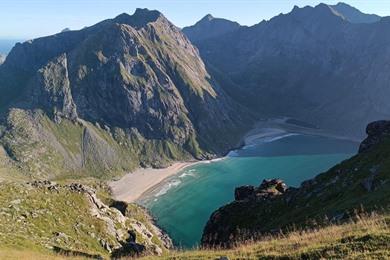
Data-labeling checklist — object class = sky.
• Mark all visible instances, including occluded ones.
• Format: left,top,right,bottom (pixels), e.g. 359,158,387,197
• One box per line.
1,0,390,39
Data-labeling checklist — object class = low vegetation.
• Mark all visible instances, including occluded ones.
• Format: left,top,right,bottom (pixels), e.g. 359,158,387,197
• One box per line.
0,180,170,259
143,212,390,259
0,109,193,180
0,211,388,259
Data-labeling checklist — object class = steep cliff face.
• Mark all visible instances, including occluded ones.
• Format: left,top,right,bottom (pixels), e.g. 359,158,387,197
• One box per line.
189,4,390,139
201,120,390,248
0,9,251,179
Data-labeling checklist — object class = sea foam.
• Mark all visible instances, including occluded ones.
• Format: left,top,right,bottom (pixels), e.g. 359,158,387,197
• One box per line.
154,179,182,197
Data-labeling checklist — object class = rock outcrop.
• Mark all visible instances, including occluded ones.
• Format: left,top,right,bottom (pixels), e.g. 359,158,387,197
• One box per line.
234,179,288,201
359,120,390,153
201,121,390,248
20,181,171,257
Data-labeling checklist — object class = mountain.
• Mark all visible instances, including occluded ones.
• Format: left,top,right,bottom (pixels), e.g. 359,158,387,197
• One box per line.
61,27,71,32
329,2,381,23
189,3,390,139
182,14,241,43
201,120,390,247
0,8,252,179
0,54,5,65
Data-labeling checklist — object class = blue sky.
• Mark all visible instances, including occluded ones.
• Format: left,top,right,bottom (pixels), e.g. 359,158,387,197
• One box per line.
1,0,389,39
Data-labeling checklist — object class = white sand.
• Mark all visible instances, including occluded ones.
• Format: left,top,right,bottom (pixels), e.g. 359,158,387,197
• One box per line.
109,162,198,203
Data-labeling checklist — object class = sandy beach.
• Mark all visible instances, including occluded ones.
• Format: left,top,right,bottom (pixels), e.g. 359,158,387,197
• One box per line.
109,117,359,203
109,162,199,202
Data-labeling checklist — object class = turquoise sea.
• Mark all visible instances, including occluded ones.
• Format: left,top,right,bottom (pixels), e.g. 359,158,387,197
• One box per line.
139,133,359,248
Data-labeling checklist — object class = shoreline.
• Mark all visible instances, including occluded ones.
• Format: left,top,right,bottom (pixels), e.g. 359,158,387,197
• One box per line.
109,161,199,203
110,157,226,203
109,117,360,203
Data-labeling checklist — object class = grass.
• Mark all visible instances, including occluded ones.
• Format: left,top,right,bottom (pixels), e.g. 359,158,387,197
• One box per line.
0,180,170,259
0,182,110,258
0,211,387,259
0,109,195,180
0,249,86,260
141,212,390,259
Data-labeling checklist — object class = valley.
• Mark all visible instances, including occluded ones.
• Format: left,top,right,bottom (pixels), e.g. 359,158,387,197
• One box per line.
0,2,390,259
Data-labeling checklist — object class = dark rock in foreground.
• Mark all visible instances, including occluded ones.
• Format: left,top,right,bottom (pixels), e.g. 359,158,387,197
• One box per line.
234,179,288,201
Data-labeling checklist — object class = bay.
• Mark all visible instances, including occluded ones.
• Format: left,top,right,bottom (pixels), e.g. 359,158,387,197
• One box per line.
140,133,359,248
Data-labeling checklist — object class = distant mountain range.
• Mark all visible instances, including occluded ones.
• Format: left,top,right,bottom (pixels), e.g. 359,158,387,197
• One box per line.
183,2,388,138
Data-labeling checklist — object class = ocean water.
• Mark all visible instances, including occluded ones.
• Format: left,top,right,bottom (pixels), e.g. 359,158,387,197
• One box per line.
140,133,359,248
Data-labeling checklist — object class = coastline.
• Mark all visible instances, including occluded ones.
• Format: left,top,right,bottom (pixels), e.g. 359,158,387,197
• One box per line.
109,162,199,203
109,117,360,203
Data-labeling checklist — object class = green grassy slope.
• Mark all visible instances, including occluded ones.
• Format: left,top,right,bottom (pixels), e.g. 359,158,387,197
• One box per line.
143,213,390,259
0,109,192,180
0,180,170,258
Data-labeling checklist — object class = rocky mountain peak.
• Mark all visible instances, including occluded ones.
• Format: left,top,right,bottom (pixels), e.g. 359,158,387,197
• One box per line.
288,3,346,22
200,14,214,22
329,2,381,23
0,9,251,177
182,14,240,43
61,27,71,33
112,8,165,28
